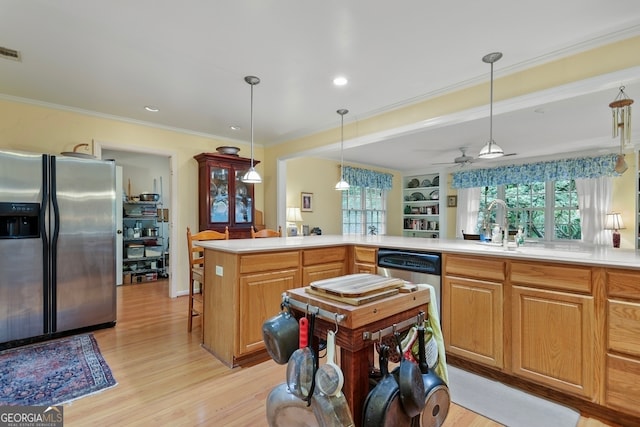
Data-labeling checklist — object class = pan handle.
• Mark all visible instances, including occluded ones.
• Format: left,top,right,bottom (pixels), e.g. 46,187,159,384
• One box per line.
306,312,318,406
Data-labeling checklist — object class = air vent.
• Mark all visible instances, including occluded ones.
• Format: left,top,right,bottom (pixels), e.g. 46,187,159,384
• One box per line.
0,46,21,61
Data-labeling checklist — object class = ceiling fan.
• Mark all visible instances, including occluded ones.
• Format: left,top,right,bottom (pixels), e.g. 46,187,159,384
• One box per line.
434,147,517,166
433,147,478,166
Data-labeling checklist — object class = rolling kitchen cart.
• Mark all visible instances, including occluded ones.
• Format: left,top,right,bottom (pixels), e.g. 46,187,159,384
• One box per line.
284,286,430,427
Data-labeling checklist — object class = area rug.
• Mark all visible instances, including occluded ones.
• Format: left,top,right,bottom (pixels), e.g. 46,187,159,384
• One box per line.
0,334,117,406
448,366,580,427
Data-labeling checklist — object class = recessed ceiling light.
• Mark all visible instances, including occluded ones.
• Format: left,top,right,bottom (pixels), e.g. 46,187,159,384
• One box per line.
144,106,159,112
333,76,348,86
230,125,241,131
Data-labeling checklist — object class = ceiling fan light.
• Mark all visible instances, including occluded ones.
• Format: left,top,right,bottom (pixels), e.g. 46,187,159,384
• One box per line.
478,140,504,159
242,166,262,183
335,179,350,191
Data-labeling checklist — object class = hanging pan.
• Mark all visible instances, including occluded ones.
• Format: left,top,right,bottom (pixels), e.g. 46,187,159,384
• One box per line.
266,383,320,427
362,344,412,427
286,316,315,400
394,330,426,418
411,322,450,427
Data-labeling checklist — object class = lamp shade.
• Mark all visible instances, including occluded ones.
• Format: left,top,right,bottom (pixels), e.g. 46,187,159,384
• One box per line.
286,207,303,223
605,213,625,230
478,140,504,159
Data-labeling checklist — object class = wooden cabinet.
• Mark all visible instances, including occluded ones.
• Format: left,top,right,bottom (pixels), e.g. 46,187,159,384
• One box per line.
605,269,640,415
194,152,259,238
402,173,445,238
301,246,347,285
203,249,300,367
510,261,595,399
352,246,377,274
443,255,505,368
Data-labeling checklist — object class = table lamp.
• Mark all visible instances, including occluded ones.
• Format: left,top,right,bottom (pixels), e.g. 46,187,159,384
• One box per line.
605,213,625,248
286,207,303,236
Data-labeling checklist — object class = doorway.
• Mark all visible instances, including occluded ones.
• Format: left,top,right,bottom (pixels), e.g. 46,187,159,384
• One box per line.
95,141,178,298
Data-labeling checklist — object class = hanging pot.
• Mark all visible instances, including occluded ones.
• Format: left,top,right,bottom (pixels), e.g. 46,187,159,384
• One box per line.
411,323,450,427
262,303,299,365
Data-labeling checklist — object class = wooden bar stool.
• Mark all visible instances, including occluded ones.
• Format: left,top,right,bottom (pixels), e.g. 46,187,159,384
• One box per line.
250,225,281,238
187,226,229,337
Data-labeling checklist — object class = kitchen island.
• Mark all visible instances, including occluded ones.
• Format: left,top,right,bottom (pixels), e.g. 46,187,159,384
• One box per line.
197,235,640,425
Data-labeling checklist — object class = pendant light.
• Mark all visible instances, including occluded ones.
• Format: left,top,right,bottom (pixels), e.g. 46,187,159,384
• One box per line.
478,52,505,159
335,109,350,191
242,75,262,183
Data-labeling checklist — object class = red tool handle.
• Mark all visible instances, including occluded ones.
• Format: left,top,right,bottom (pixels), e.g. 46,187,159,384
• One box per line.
299,317,308,349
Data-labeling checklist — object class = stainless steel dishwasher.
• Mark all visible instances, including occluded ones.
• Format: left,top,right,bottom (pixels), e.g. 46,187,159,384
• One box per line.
377,248,442,319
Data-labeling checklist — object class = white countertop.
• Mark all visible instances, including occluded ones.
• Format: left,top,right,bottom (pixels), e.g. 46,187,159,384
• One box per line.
196,234,640,269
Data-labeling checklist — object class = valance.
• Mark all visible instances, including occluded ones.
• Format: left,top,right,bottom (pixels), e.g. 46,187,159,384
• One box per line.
343,166,393,190
452,154,620,189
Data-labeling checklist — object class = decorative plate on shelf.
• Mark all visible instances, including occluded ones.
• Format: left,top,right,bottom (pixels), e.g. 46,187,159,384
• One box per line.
410,192,426,201
407,178,420,188
420,178,431,187
432,176,440,186
430,190,439,200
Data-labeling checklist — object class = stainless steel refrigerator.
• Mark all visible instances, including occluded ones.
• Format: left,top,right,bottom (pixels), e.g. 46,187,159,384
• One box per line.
0,149,117,348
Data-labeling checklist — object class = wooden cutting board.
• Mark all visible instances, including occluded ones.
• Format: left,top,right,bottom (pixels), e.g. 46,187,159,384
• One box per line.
309,273,404,297
305,286,399,306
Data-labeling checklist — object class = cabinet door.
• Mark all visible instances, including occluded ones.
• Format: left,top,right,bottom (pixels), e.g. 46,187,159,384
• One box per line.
239,268,300,355
302,262,347,286
443,275,504,368
353,262,377,274
234,173,252,225
209,165,230,224
511,285,595,399
605,353,640,416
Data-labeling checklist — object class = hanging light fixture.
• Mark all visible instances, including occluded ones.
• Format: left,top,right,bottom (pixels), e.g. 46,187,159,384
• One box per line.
610,86,633,174
242,75,262,183
478,52,505,159
335,108,350,191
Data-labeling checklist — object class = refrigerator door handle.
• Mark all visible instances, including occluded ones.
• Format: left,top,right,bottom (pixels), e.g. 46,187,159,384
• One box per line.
50,155,60,332
41,154,52,333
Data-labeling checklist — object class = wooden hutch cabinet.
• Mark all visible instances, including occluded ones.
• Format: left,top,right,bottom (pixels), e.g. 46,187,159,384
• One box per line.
194,152,260,238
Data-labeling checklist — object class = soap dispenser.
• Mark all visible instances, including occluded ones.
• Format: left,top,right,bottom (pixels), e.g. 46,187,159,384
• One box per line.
515,227,524,247
491,224,501,244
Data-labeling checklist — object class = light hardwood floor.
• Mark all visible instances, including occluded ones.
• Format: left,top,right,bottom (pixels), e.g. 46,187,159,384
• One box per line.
63,280,614,426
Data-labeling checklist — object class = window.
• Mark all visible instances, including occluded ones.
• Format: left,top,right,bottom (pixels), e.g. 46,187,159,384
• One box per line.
477,179,580,241
342,186,387,235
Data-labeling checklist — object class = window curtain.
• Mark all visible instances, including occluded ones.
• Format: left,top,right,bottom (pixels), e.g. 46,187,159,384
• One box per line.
456,187,481,239
452,154,619,189
343,166,393,190
575,176,612,245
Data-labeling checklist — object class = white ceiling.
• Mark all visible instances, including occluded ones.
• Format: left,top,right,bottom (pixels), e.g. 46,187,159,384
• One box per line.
1,1,640,172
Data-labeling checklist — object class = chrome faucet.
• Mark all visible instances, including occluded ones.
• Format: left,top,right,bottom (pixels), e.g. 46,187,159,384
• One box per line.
483,198,509,243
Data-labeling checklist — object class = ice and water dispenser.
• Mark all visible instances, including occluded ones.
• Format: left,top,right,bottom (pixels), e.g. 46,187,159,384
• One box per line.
0,202,40,239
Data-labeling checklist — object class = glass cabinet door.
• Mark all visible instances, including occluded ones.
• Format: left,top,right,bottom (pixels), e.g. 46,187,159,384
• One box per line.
210,167,229,224
235,170,252,224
